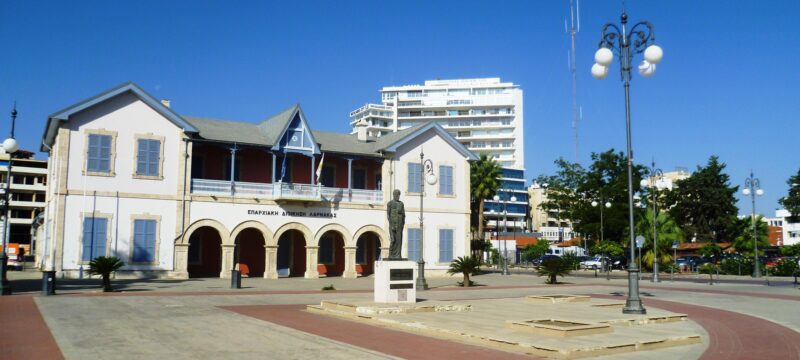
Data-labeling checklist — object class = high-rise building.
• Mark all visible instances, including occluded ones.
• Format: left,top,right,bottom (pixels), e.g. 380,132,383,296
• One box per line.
350,78,526,231
0,149,47,265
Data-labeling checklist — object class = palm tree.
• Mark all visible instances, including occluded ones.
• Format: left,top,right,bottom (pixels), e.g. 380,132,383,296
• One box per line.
733,215,769,256
470,154,502,245
448,256,482,287
635,211,683,271
537,257,572,284
87,256,124,292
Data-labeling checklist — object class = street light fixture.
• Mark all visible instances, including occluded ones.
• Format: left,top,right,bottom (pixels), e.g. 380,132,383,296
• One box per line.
593,9,662,315
0,104,19,296
640,160,664,282
417,149,435,290
493,194,516,275
743,170,764,278
591,199,611,279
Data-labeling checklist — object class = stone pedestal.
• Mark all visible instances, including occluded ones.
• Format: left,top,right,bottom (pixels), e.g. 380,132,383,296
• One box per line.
374,260,416,303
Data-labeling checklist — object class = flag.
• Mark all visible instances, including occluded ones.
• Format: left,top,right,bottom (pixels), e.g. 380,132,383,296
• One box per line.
315,153,325,185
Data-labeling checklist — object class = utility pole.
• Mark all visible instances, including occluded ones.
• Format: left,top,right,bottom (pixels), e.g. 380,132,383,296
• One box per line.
567,0,581,163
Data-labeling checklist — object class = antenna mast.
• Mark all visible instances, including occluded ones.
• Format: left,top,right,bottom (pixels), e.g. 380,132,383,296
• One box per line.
567,0,581,163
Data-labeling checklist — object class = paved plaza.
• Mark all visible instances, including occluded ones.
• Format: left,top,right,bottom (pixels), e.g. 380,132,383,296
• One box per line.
2,269,800,359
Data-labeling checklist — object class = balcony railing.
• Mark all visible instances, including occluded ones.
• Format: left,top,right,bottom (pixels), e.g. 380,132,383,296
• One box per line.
191,179,383,204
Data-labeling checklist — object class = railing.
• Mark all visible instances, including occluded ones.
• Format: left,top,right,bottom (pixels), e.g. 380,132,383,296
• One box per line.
191,179,383,204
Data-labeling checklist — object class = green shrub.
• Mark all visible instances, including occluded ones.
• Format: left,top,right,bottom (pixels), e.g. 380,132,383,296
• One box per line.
537,257,572,284
720,257,753,276
87,256,124,292
768,259,798,276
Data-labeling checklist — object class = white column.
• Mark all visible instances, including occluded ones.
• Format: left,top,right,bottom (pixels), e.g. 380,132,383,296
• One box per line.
343,246,357,278
172,243,189,279
264,245,278,279
271,153,276,183
220,244,235,278
305,246,319,279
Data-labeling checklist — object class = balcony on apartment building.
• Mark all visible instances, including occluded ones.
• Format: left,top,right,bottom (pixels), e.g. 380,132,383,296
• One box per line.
189,143,384,204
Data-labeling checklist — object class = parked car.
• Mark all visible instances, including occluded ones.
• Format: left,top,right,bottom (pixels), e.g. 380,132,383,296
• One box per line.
580,256,608,270
532,255,561,267
676,256,703,271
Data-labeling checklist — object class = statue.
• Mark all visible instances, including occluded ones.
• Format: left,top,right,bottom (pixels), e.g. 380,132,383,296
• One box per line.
386,189,405,259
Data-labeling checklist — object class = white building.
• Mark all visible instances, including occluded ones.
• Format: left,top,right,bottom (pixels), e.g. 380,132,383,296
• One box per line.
350,78,527,231
39,82,476,279
775,209,800,246
527,182,575,243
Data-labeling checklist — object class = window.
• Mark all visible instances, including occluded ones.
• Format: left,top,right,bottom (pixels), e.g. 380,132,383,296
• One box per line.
408,163,422,193
191,155,204,178
353,168,367,189
407,228,421,261
439,229,453,262
87,134,112,173
320,165,336,187
136,138,161,177
319,236,334,264
82,217,107,261
132,219,157,263
439,165,453,195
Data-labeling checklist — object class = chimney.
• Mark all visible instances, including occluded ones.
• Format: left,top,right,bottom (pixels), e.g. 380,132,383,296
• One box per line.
356,119,369,142
160,99,171,108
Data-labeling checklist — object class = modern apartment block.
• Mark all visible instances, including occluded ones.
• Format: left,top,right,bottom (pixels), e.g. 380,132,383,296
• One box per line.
0,149,48,260
527,182,575,243
350,78,527,231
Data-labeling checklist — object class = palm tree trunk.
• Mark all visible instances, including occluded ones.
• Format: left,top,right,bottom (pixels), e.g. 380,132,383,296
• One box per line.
102,273,112,292
477,198,485,241
463,272,470,287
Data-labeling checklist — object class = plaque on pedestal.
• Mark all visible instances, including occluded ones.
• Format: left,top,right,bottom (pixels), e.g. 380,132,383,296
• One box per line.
374,260,417,303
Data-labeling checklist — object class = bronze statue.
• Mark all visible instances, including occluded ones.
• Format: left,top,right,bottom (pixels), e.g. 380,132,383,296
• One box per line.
386,189,405,259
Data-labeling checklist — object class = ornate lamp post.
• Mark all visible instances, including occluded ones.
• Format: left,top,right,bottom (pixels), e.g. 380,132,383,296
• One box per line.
592,9,663,314
640,160,664,282
592,199,612,280
743,171,764,278
417,149,436,290
1,105,19,296
493,194,517,275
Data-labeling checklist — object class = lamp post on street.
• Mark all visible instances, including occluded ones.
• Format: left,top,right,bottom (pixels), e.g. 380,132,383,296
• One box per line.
493,194,516,275
640,160,664,282
743,171,764,278
417,149,436,290
592,199,611,279
592,8,663,315
0,105,19,296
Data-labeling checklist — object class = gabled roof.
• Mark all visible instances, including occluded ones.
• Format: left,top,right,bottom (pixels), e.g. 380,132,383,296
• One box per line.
377,122,478,160
41,82,198,151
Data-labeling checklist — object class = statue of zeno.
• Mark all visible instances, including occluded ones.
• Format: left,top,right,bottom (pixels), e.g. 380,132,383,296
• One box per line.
386,189,405,259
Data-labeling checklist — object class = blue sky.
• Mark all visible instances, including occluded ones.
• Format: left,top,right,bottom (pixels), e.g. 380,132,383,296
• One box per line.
0,0,797,216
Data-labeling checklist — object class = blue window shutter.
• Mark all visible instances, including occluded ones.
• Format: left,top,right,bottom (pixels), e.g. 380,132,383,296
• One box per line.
93,218,107,259
148,140,160,176
439,166,453,195
146,220,156,262
133,219,157,262
439,229,453,262
82,218,94,261
408,229,421,261
408,163,421,193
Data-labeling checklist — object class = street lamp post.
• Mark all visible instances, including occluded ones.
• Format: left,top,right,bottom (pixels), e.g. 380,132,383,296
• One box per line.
592,9,663,315
493,194,516,275
743,171,764,278
417,149,435,290
592,199,611,279
0,105,19,296
640,160,664,282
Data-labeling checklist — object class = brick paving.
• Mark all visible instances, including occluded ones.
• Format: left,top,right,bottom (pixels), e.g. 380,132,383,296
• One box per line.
0,295,63,360
223,304,537,360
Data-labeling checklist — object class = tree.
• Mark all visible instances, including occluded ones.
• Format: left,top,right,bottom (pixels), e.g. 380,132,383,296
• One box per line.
733,215,769,255
591,241,624,257
536,158,586,230
537,257,572,284
698,243,723,264
521,239,550,262
470,154,502,243
448,256,482,287
635,211,683,271
665,156,739,243
779,168,800,223
87,256,124,292
780,243,800,257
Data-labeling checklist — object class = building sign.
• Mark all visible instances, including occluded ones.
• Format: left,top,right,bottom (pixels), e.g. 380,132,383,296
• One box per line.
247,209,337,218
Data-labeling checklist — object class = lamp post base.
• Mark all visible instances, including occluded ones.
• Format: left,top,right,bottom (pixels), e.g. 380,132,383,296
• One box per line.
652,263,661,283
416,260,428,290
230,270,241,289
42,271,56,296
0,254,11,296
623,268,646,314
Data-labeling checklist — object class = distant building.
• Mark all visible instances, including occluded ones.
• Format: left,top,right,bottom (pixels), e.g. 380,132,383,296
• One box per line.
350,78,527,231
527,182,575,243
0,149,47,262
774,209,799,246
641,167,690,190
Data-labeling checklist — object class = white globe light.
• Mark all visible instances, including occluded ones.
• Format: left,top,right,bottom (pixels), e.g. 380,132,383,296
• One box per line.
605,202,611,208
756,189,764,196
426,173,437,185
2,138,18,154
743,188,751,196
638,60,656,77
591,63,609,80
640,179,649,187
644,44,664,64
594,47,614,66
510,196,517,202
591,201,598,207
493,195,500,201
